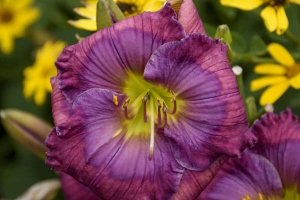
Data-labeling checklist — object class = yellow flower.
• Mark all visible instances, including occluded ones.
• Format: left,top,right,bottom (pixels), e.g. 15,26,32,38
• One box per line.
251,43,300,105
23,41,66,106
68,0,166,31
220,0,300,35
0,0,39,54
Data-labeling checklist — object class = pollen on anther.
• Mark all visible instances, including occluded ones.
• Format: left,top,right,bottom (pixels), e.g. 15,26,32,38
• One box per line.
113,95,118,106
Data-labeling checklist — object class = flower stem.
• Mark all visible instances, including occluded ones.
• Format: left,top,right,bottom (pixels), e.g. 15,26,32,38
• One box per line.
284,29,300,46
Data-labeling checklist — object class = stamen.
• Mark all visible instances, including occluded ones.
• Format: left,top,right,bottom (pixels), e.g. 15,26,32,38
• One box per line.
163,102,168,127
148,99,155,160
142,91,149,123
167,90,177,115
156,98,162,125
122,98,134,120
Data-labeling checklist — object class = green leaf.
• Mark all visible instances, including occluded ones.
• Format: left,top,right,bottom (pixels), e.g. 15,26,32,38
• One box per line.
249,35,267,56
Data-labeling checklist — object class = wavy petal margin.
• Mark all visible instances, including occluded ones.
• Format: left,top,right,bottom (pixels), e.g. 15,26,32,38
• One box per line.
46,89,184,199
56,4,185,104
144,34,256,170
199,151,284,200
251,109,300,190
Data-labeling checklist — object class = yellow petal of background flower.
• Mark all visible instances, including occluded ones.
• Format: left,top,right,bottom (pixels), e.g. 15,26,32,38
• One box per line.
68,19,97,31
289,73,300,89
267,43,295,67
74,6,96,19
260,6,277,32
254,64,286,75
0,30,14,54
251,76,287,91
220,0,264,10
289,0,300,4
276,6,288,35
259,81,290,105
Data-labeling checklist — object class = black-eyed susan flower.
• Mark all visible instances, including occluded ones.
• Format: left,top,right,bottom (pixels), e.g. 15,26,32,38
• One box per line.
0,0,39,54
251,43,300,106
45,1,256,199
23,41,66,106
68,0,166,31
200,109,300,200
220,0,300,35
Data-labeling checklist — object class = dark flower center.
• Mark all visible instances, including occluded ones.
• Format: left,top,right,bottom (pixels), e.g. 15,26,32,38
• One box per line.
0,9,14,23
268,0,287,6
286,63,300,78
116,1,138,16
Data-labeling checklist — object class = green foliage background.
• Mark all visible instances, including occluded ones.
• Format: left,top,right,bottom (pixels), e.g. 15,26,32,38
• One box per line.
0,0,299,199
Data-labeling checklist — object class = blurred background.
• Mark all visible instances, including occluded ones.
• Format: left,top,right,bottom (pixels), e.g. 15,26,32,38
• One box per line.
0,0,299,199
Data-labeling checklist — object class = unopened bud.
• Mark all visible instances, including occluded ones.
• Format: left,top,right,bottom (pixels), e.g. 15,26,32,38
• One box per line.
96,0,125,30
15,179,60,200
215,24,233,62
0,109,52,159
215,24,232,45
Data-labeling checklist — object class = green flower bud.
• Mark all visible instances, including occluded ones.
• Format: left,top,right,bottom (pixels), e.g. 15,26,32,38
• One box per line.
96,0,125,30
215,24,232,45
215,24,233,62
0,109,52,159
15,179,60,200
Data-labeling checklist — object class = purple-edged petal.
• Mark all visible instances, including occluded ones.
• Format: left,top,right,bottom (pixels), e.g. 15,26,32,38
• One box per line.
59,172,101,200
251,109,300,190
56,4,185,104
51,76,71,126
46,89,184,199
172,156,228,200
178,0,206,35
144,34,256,170
199,151,284,200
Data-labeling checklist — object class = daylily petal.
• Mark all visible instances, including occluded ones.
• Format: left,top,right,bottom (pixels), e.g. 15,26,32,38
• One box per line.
290,73,300,89
46,89,184,199
267,43,295,67
276,6,288,35
59,173,101,200
50,76,71,126
250,76,287,91
68,19,97,31
199,152,284,200
259,81,290,105
220,0,264,11
57,4,185,103
173,156,228,200
144,34,256,170
178,0,206,35
254,63,286,75
251,109,300,190
260,6,277,32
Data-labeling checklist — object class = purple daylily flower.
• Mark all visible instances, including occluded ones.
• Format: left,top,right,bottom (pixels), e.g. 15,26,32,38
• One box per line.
46,0,255,199
199,109,300,199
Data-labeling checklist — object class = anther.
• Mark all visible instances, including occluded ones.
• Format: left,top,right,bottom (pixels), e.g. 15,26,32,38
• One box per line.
167,91,177,115
113,95,118,106
122,98,134,120
142,91,149,123
156,98,162,125
163,102,168,127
